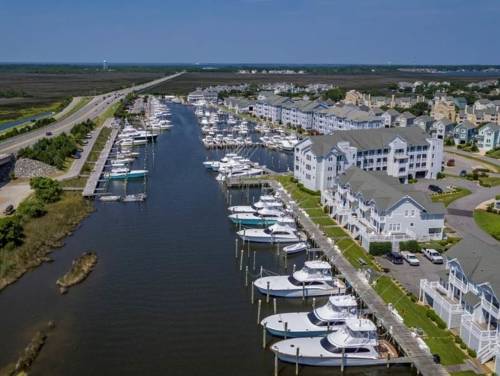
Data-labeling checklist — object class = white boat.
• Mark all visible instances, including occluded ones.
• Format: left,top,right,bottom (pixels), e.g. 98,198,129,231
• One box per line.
99,195,121,202
253,260,346,298
105,168,148,180
228,205,257,213
229,209,295,227
122,193,147,202
261,294,358,337
282,242,308,254
237,223,299,243
271,318,398,367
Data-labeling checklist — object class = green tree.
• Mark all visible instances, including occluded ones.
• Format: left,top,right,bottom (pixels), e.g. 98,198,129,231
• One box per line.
30,177,62,203
0,218,24,248
408,102,430,116
321,87,346,102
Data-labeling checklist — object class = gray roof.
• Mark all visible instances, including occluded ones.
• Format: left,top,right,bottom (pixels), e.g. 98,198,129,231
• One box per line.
415,115,433,123
307,127,430,157
384,109,400,117
399,111,416,120
317,104,381,123
479,123,500,132
447,237,500,295
455,120,476,130
336,167,445,214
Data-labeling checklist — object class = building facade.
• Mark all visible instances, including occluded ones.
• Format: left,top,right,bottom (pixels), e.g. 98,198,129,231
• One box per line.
294,127,444,191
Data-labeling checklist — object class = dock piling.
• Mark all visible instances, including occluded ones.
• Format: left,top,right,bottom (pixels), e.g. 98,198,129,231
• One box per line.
257,299,262,325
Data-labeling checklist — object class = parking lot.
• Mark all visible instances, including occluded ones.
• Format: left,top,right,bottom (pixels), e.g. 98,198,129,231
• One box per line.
376,253,445,296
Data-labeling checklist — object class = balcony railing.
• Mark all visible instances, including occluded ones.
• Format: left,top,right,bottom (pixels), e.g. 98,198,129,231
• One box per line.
481,297,500,317
449,274,469,294
461,314,499,340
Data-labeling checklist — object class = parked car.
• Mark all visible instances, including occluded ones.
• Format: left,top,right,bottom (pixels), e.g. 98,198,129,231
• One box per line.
3,204,15,215
45,131,53,136
387,251,404,265
428,184,443,194
459,170,467,177
446,159,455,166
423,248,444,264
401,251,420,266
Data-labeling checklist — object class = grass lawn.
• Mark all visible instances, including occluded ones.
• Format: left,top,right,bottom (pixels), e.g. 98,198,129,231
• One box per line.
479,176,500,187
474,210,500,241
431,187,471,207
96,101,121,127
0,101,62,125
374,276,467,366
420,237,461,253
485,148,500,159
450,372,480,376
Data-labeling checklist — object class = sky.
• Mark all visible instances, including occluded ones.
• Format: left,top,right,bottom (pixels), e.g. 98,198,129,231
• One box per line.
0,0,499,65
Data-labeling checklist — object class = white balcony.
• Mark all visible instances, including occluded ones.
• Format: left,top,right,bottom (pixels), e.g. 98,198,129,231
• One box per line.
449,274,469,294
481,297,500,318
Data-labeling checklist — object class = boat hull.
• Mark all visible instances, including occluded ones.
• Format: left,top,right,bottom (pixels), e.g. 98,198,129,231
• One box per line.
275,353,385,367
255,286,345,298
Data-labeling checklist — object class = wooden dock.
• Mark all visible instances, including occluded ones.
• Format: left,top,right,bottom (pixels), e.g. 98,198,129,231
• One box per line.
82,127,119,197
262,179,448,376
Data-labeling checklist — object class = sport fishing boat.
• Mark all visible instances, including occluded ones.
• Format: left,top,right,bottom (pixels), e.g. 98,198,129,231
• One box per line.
271,318,398,367
237,223,299,243
253,195,284,209
261,294,358,337
253,260,346,298
228,208,295,226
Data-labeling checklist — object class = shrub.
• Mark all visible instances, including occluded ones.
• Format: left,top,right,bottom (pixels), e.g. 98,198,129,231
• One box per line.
0,217,24,248
369,242,392,256
17,198,47,219
399,240,421,253
467,348,477,358
460,343,467,350
437,172,446,179
30,177,62,203
18,133,77,169
426,309,447,329
71,119,95,141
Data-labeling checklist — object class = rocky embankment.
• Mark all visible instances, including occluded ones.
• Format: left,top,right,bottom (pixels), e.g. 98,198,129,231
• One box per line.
56,251,97,294
14,158,59,179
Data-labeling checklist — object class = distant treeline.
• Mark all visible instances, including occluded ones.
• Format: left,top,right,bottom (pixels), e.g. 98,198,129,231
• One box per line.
1,63,499,74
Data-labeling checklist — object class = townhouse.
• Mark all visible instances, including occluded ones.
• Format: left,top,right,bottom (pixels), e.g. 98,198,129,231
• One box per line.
395,111,416,127
477,123,500,152
458,99,500,126
254,93,291,123
420,237,500,367
311,104,384,134
414,115,434,132
432,118,456,140
322,167,445,250
431,95,466,122
453,120,478,145
294,127,443,191
224,97,254,114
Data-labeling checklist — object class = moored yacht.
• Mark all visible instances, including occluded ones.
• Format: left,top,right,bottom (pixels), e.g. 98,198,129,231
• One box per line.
253,260,346,298
237,223,299,243
229,208,295,227
271,318,398,367
261,294,358,337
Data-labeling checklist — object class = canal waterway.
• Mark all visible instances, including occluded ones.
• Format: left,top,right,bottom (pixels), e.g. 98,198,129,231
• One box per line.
0,103,412,375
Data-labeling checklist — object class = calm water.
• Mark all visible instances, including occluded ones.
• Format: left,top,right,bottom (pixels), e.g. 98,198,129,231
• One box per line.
0,104,412,375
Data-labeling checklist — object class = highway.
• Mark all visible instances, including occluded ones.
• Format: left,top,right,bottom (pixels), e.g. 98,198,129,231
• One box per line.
0,71,184,155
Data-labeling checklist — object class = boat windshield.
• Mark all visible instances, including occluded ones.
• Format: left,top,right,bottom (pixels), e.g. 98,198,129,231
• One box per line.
320,338,371,354
287,276,302,286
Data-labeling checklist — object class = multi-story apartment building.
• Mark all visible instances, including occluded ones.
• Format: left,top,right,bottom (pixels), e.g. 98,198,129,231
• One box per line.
431,95,466,122
281,100,329,130
224,97,255,114
477,123,500,152
381,109,400,127
294,127,444,191
420,237,500,366
322,167,445,250
395,112,416,127
311,104,383,134
187,89,219,104
254,93,291,123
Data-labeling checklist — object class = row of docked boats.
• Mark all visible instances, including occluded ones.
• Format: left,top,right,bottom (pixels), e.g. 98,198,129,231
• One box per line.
225,187,402,367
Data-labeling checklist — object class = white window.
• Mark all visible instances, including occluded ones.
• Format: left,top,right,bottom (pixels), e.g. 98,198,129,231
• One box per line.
404,210,409,217
411,210,415,217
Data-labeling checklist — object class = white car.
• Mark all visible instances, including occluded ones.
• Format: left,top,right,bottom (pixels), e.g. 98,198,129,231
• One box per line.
423,248,444,264
401,251,420,266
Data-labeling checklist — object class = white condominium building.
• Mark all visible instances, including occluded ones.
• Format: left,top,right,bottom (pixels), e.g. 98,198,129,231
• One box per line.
312,104,384,134
294,127,444,191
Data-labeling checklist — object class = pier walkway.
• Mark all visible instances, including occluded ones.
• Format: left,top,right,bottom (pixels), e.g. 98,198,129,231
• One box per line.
264,178,449,376
82,125,119,197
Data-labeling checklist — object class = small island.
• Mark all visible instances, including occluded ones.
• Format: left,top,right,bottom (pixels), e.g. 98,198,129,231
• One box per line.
56,252,97,294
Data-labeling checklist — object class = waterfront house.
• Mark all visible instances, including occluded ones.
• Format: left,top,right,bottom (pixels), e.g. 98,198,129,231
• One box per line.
420,237,500,365
477,123,500,152
453,120,477,145
321,167,445,250
414,115,434,133
293,127,444,191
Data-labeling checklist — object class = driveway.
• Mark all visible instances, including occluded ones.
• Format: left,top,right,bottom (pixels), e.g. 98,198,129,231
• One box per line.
377,254,445,295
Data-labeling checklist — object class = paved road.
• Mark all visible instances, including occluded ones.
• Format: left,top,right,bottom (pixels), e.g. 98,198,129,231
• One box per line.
0,72,184,155
445,147,500,170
